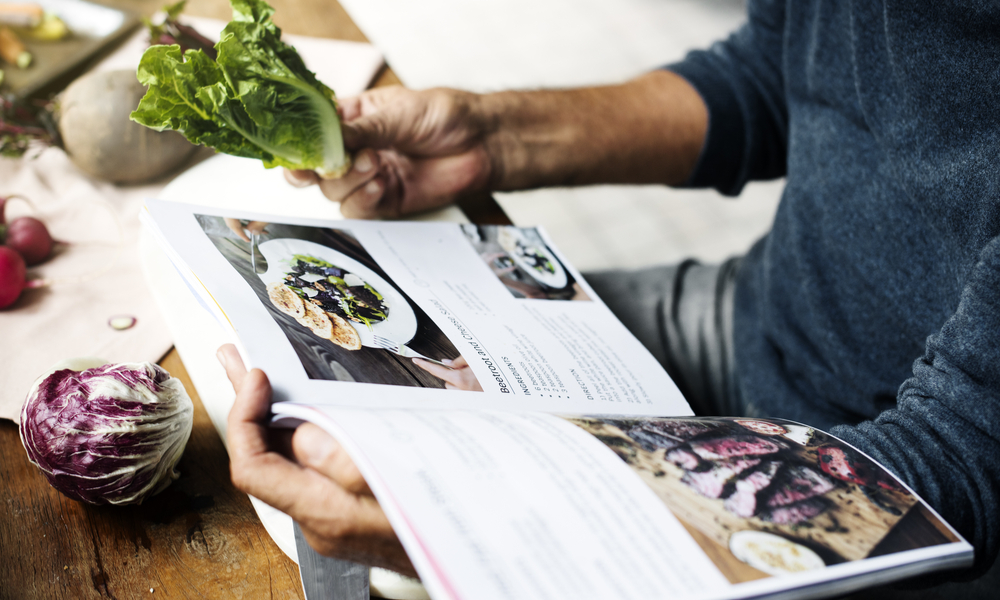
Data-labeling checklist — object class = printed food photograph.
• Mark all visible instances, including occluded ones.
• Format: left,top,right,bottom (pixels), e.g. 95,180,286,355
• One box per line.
196,215,482,390
565,416,961,583
461,224,591,301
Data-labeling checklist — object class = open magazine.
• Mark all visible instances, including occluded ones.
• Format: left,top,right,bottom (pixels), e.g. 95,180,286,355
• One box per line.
142,199,972,600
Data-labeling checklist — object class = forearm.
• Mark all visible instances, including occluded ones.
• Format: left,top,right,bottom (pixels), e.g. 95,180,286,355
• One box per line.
477,70,708,190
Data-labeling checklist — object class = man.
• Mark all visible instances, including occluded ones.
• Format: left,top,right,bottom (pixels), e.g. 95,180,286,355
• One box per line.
219,0,1000,586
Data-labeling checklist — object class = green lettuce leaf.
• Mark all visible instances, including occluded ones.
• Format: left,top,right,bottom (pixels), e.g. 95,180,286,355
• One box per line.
130,0,350,177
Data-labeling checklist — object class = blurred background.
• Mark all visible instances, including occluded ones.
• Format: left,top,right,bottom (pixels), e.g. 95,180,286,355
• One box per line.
186,0,781,273
3,0,779,272
326,0,783,272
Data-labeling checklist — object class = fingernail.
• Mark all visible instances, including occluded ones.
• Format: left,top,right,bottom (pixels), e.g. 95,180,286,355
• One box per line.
286,170,311,188
216,348,228,368
354,152,373,173
365,180,380,195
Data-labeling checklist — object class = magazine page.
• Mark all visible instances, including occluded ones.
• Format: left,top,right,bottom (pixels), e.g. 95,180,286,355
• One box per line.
142,199,691,417
273,406,973,600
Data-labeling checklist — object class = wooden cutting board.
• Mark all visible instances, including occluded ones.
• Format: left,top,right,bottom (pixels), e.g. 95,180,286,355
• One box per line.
1,0,139,98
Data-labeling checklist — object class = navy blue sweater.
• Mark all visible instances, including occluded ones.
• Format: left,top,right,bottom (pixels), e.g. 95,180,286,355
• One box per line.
669,0,1000,575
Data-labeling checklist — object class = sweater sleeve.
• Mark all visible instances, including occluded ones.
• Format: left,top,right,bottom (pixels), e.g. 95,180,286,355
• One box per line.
666,0,788,195
831,235,1000,577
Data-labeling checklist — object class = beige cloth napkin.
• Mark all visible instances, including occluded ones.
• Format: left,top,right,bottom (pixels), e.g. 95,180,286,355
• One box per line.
0,17,384,422
0,149,175,421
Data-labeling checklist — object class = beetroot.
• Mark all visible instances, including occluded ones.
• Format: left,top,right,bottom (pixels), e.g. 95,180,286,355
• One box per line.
0,246,26,309
4,216,52,265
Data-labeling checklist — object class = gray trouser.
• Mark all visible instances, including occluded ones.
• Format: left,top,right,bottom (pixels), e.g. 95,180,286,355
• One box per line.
584,258,741,417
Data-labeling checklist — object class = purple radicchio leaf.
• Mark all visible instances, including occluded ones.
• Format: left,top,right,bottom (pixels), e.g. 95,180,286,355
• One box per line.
19,362,194,505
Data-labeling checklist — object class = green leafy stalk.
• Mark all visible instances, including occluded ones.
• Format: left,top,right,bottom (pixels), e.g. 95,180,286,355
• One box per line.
130,0,350,177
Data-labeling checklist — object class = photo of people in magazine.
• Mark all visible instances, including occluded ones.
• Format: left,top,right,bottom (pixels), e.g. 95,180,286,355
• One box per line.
461,224,591,301
195,215,484,391
566,416,962,583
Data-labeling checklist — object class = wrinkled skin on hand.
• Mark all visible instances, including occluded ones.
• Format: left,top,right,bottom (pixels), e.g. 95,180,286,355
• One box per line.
285,86,493,219
286,72,709,218
219,344,416,576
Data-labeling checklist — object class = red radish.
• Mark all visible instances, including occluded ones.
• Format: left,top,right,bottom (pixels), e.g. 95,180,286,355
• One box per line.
0,194,118,302
0,245,26,309
0,195,54,265
3,216,52,265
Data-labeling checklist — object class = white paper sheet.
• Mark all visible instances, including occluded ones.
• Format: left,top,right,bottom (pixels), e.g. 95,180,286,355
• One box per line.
280,407,729,600
278,405,975,600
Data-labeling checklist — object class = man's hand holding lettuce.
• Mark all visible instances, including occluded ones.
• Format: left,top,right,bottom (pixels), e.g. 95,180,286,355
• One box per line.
130,0,351,178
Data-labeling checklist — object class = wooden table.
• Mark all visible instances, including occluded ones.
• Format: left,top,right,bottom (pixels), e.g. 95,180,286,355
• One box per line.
0,0,509,598
0,350,306,599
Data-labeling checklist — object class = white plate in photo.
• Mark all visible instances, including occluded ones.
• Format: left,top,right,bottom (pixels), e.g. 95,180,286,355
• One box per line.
257,238,418,348
729,530,825,576
496,227,568,289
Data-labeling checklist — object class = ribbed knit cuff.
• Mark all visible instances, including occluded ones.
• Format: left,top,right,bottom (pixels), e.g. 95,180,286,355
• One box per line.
663,59,746,196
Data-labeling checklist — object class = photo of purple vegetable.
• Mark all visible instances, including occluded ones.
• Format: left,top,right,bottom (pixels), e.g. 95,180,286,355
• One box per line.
19,361,194,505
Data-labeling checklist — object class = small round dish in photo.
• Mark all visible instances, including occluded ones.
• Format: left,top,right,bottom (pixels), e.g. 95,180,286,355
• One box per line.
735,419,788,436
496,227,568,289
729,530,825,576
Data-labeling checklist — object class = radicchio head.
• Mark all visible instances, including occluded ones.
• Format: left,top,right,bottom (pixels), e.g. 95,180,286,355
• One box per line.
19,361,194,505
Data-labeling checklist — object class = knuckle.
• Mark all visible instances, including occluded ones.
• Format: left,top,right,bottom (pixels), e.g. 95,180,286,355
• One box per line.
367,118,389,144
304,532,341,558
321,515,356,541
317,179,350,203
339,199,364,219
300,514,355,556
345,472,368,493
